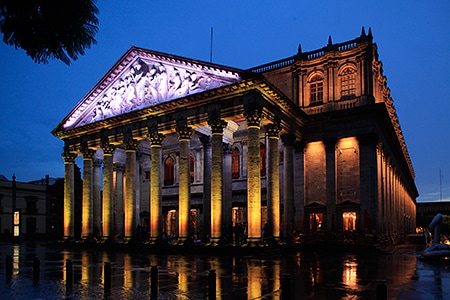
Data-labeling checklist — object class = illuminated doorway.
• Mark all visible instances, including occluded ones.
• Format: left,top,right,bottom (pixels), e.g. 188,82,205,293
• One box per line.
166,210,177,235
343,212,356,231
190,208,197,236
309,213,323,231
232,207,244,226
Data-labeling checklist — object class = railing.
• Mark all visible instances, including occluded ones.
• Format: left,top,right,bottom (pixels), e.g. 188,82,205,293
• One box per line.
249,34,372,73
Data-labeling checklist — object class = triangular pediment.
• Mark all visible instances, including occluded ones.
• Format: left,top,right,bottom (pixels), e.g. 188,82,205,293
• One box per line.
61,47,243,130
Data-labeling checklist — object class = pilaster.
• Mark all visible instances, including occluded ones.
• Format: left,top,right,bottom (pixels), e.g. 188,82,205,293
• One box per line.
281,134,295,241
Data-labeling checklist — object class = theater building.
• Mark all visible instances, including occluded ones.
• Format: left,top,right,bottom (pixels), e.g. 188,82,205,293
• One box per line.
52,28,418,244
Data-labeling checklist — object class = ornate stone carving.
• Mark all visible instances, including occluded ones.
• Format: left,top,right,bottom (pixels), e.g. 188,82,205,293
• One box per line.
208,118,227,134
101,143,116,155
81,148,96,159
93,159,103,167
62,151,77,163
176,125,193,140
63,57,241,129
199,135,211,147
149,132,165,146
265,123,282,138
223,143,233,154
123,138,139,151
244,109,262,128
113,162,125,172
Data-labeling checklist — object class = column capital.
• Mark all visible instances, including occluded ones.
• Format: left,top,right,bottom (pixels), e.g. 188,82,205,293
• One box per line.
244,109,262,128
93,159,103,167
113,162,125,172
223,143,233,154
101,143,116,155
208,118,227,134
149,131,165,146
176,125,193,140
123,138,139,151
62,151,77,163
81,148,96,159
280,133,296,146
199,135,211,147
265,123,282,138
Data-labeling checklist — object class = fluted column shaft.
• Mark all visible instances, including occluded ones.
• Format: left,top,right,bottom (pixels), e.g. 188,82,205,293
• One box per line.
209,119,227,243
281,134,295,241
200,135,212,238
102,144,115,238
149,132,165,241
177,126,193,242
93,158,102,237
82,148,96,238
114,163,125,236
245,109,262,243
124,138,139,240
265,123,281,240
62,152,77,239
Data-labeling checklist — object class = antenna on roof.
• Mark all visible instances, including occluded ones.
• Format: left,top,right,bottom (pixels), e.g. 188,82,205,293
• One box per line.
210,27,213,63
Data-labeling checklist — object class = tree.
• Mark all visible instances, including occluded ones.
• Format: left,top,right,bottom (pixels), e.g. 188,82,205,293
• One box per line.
0,0,99,65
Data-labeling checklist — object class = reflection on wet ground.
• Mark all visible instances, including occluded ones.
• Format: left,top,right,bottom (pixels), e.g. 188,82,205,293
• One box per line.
0,242,448,299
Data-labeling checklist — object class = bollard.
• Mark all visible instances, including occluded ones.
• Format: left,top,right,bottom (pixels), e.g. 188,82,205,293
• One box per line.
66,259,73,288
376,279,387,300
6,255,13,277
33,256,40,280
104,262,111,290
208,269,216,300
150,265,158,299
281,273,291,300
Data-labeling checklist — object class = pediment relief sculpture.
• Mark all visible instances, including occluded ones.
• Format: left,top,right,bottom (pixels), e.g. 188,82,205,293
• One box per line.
62,50,242,130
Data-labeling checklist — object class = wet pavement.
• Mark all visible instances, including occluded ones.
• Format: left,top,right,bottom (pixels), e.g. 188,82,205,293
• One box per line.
0,241,448,299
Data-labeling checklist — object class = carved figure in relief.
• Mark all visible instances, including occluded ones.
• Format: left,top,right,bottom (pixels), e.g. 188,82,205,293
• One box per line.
84,59,237,125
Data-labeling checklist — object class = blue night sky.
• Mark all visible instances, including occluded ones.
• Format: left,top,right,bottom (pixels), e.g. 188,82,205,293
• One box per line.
0,1,449,202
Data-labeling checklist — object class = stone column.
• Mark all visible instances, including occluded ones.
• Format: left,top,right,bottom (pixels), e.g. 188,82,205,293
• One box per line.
358,133,379,233
324,138,336,231
62,151,77,239
114,163,125,236
281,134,295,241
124,138,139,240
244,108,262,244
93,158,102,238
208,118,227,244
265,123,281,241
222,143,233,232
102,144,115,239
177,125,193,243
149,131,165,242
200,135,212,239
81,148,96,238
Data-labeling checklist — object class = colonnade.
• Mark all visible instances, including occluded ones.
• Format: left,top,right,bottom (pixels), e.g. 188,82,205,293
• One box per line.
62,110,298,244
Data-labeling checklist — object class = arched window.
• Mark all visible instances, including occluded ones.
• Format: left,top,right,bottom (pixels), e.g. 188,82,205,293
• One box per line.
340,67,356,99
190,153,195,183
310,74,324,104
164,156,175,186
260,142,266,177
232,147,240,179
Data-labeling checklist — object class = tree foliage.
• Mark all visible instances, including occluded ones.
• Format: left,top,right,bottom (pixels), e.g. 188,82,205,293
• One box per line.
0,0,99,65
